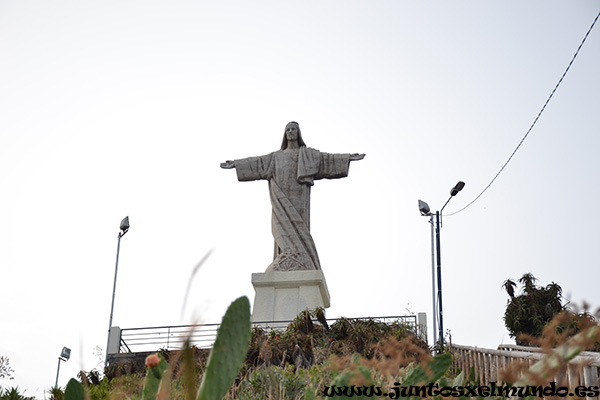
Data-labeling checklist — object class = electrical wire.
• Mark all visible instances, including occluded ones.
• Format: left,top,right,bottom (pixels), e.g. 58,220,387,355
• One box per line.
445,9,600,217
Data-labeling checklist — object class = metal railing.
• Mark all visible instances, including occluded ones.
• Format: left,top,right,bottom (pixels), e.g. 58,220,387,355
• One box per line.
115,315,420,354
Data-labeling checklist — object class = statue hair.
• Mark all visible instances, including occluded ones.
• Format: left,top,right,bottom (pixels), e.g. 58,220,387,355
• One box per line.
280,121,307,150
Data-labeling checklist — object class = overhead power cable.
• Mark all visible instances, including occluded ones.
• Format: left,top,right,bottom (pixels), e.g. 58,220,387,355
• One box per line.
445,9,600,217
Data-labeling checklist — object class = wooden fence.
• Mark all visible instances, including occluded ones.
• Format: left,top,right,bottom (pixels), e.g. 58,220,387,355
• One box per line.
449,343,600,388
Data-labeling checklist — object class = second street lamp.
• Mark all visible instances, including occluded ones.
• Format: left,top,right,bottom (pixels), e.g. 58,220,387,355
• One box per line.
419,181,464,348
105,216,130,366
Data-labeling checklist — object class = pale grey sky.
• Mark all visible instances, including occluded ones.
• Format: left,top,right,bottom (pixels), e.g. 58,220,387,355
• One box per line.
1,1,599,397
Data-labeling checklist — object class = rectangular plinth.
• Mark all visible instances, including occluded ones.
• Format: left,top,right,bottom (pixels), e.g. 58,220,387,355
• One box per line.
251,270,330,324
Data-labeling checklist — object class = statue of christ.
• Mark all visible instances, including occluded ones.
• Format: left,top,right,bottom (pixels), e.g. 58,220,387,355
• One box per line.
221,121,364,272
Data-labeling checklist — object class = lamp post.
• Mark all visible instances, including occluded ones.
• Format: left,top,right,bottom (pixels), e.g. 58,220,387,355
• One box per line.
419,199,438,346
105,216,129,367
54,347,71,388
419,181,464,348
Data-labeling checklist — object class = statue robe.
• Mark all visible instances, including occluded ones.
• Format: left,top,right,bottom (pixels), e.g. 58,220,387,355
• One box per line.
234,147,351,271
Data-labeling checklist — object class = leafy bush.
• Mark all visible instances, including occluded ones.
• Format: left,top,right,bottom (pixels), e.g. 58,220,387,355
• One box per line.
503,273,599,350
503,273,565,344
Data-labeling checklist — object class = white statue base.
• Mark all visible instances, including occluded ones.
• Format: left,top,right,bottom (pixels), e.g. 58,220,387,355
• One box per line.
251,270,330,326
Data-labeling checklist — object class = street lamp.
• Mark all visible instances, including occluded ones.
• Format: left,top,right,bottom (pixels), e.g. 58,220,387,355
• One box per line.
418,199,438,346
419,181,464,348
54,347,71,388
105,216,129,366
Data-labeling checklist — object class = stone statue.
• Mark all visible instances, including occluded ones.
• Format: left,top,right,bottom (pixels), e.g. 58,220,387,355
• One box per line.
221,121,364,272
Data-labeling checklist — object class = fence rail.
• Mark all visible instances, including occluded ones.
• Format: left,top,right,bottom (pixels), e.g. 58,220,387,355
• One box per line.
449,343,600,388
113,315,421,354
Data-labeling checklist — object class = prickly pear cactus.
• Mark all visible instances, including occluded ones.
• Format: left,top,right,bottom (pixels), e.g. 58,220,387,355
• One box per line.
64,378,85,400
196,296,251,400
142,353,169,400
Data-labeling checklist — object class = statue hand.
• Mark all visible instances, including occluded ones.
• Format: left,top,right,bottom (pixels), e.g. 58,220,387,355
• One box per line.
350,153,365,161
220,160,235,169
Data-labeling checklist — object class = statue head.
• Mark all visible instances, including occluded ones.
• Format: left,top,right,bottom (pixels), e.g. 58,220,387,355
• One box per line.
280,121,306,150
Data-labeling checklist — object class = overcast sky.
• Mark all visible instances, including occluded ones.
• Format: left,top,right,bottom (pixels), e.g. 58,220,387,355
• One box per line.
1,1,599,397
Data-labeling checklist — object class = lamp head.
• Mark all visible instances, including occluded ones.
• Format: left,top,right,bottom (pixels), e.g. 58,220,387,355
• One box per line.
418,200,431,216
60,347,71,361
450,181,465,196
119,216,130,236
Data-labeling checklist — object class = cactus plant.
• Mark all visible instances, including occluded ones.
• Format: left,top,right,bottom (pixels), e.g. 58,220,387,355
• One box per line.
64,379,85,400
196,296,251,400
142,353,169,400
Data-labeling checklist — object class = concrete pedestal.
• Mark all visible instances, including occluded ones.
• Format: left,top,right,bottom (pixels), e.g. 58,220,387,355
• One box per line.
251,270,330,325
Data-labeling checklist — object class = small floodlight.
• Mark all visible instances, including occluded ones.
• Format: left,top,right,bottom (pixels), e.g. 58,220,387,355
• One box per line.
450,181,465,196
60,347,71,361
418,200,431,216
120,216,130,234
55,347,71,387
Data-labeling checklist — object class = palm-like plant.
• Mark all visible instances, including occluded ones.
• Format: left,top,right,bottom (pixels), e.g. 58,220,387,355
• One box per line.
546,282,563,300
48,387,64,400
502,279,517,299
519,272,538,294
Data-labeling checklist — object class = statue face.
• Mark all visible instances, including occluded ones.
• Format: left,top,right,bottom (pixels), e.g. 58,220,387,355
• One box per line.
285,123,299,141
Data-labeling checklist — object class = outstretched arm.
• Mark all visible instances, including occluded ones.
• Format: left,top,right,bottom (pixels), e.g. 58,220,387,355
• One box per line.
220,160,235,169
350,153,365,161
221,153,274,181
